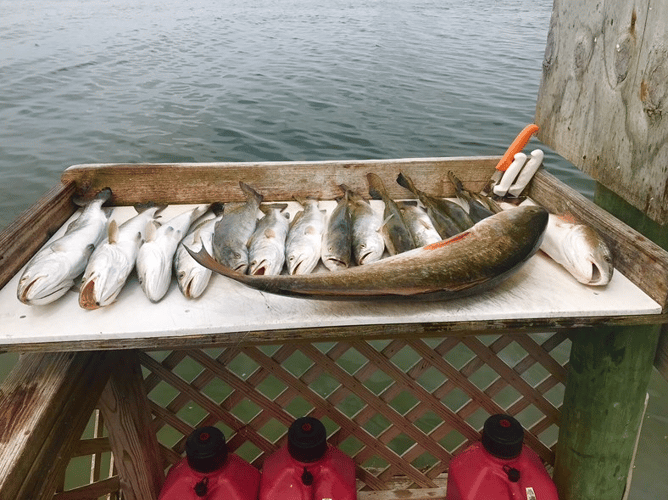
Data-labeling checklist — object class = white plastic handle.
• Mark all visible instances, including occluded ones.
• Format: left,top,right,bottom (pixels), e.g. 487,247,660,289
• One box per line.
493,152,527,197
507,149,544,197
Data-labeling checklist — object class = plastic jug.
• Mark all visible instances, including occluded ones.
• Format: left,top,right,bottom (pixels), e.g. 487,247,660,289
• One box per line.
158,426,260,500
446,414,559,500
259,416,357,500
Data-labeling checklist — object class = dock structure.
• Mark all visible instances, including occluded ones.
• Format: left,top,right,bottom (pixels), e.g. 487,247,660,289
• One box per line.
536,1,668,498
1,1,668,499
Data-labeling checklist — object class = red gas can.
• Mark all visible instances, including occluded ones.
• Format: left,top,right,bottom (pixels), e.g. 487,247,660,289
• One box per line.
259,416,357,500
446,414,559,500
158,426,260,500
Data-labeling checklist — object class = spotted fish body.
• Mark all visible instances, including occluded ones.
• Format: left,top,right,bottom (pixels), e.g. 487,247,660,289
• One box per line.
367,172,415,255
397,172,473,238
321,194,353,271
17,188,112,305
340,185,385,266
79,205,163,309
212,182,263,273
248,204,290,276
399,202,442,247
285,198,326,275
187,206,549,300
136,205,210,302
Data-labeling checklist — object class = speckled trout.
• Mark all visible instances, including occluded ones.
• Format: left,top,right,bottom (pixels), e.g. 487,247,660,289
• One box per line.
186,205,548,300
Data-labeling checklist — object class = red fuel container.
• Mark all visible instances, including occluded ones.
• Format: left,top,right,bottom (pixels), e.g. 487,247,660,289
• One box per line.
446,414,559,500
259,416,357,500
159,426,260,500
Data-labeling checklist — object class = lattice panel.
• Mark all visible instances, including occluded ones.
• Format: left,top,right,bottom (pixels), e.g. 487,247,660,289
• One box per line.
136,332,569,491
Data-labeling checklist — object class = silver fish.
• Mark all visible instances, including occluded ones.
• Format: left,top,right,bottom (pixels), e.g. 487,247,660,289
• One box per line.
17,188,112,305
212,182,263,273
136,204,210,302
174,208,224,299
341,184,385,265
187,206,549,300
285,198,326,275
399,201,442,247
248,204,290,276
525,201,613,286
367,172,415,255
321,193,352,271
447,170,498,222
397,172,473,238
79,205,163,309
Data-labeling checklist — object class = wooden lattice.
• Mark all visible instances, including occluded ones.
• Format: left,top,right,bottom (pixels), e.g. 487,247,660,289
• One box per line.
52,332,569,498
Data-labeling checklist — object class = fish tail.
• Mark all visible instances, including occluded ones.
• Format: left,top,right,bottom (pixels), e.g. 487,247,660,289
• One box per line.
72,186,113,207
134,202,168,216
495,123,539,172
447,171,465,194
396,172,418,196
239,181,264,205
260,202,289,214
366,172,387,201
210,201,225,216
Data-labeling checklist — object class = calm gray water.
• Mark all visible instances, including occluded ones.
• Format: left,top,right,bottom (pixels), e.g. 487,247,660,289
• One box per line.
0,0,665,497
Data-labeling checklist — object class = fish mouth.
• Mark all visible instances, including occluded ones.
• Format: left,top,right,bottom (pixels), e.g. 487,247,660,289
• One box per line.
18,277,71,305
325,258,348,270
251,260,269,276
234,263,248,274
79,279,101,310
358,250,381,266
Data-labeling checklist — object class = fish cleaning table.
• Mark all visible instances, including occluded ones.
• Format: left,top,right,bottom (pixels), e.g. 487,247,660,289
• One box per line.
0,201,662,352
1,159,667,500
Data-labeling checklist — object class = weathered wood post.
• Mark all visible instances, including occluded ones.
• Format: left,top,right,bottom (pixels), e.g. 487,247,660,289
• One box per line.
0,351,119,499
535,0,668,498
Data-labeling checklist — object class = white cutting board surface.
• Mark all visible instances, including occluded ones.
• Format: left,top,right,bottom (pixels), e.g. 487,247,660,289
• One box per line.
0,203,661,349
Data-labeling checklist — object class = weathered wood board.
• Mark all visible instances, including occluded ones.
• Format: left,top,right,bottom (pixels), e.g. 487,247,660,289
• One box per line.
536,0,668,225
0,201,660,352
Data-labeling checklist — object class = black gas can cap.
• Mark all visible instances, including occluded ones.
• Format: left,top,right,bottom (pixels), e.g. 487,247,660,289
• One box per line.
186,426,229,473
288,416,328,463
481,414,524,459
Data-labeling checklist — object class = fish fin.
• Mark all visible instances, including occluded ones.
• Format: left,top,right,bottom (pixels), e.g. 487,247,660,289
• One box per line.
380,213,394,228
239,182,264,205
108,220,119,244
83,243,96,259
145,221,159,242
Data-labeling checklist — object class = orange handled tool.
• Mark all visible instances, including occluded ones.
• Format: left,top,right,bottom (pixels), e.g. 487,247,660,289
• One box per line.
482,124,539,196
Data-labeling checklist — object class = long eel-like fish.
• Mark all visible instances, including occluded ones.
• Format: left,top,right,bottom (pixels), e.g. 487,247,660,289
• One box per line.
186,205,548,300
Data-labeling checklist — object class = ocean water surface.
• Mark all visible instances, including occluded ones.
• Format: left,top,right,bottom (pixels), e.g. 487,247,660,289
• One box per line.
0,0,665,497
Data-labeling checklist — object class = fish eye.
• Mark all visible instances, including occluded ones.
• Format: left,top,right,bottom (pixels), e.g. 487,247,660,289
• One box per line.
234,252,241,259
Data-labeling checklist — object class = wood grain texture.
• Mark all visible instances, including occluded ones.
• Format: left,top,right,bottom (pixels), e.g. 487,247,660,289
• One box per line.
535,0,668,225
60,157,498,204
98,351,164,500
0,182,77,290
0,351,117,500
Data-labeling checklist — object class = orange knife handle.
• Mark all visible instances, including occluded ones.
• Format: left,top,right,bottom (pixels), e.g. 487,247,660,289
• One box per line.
495,124,539,172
